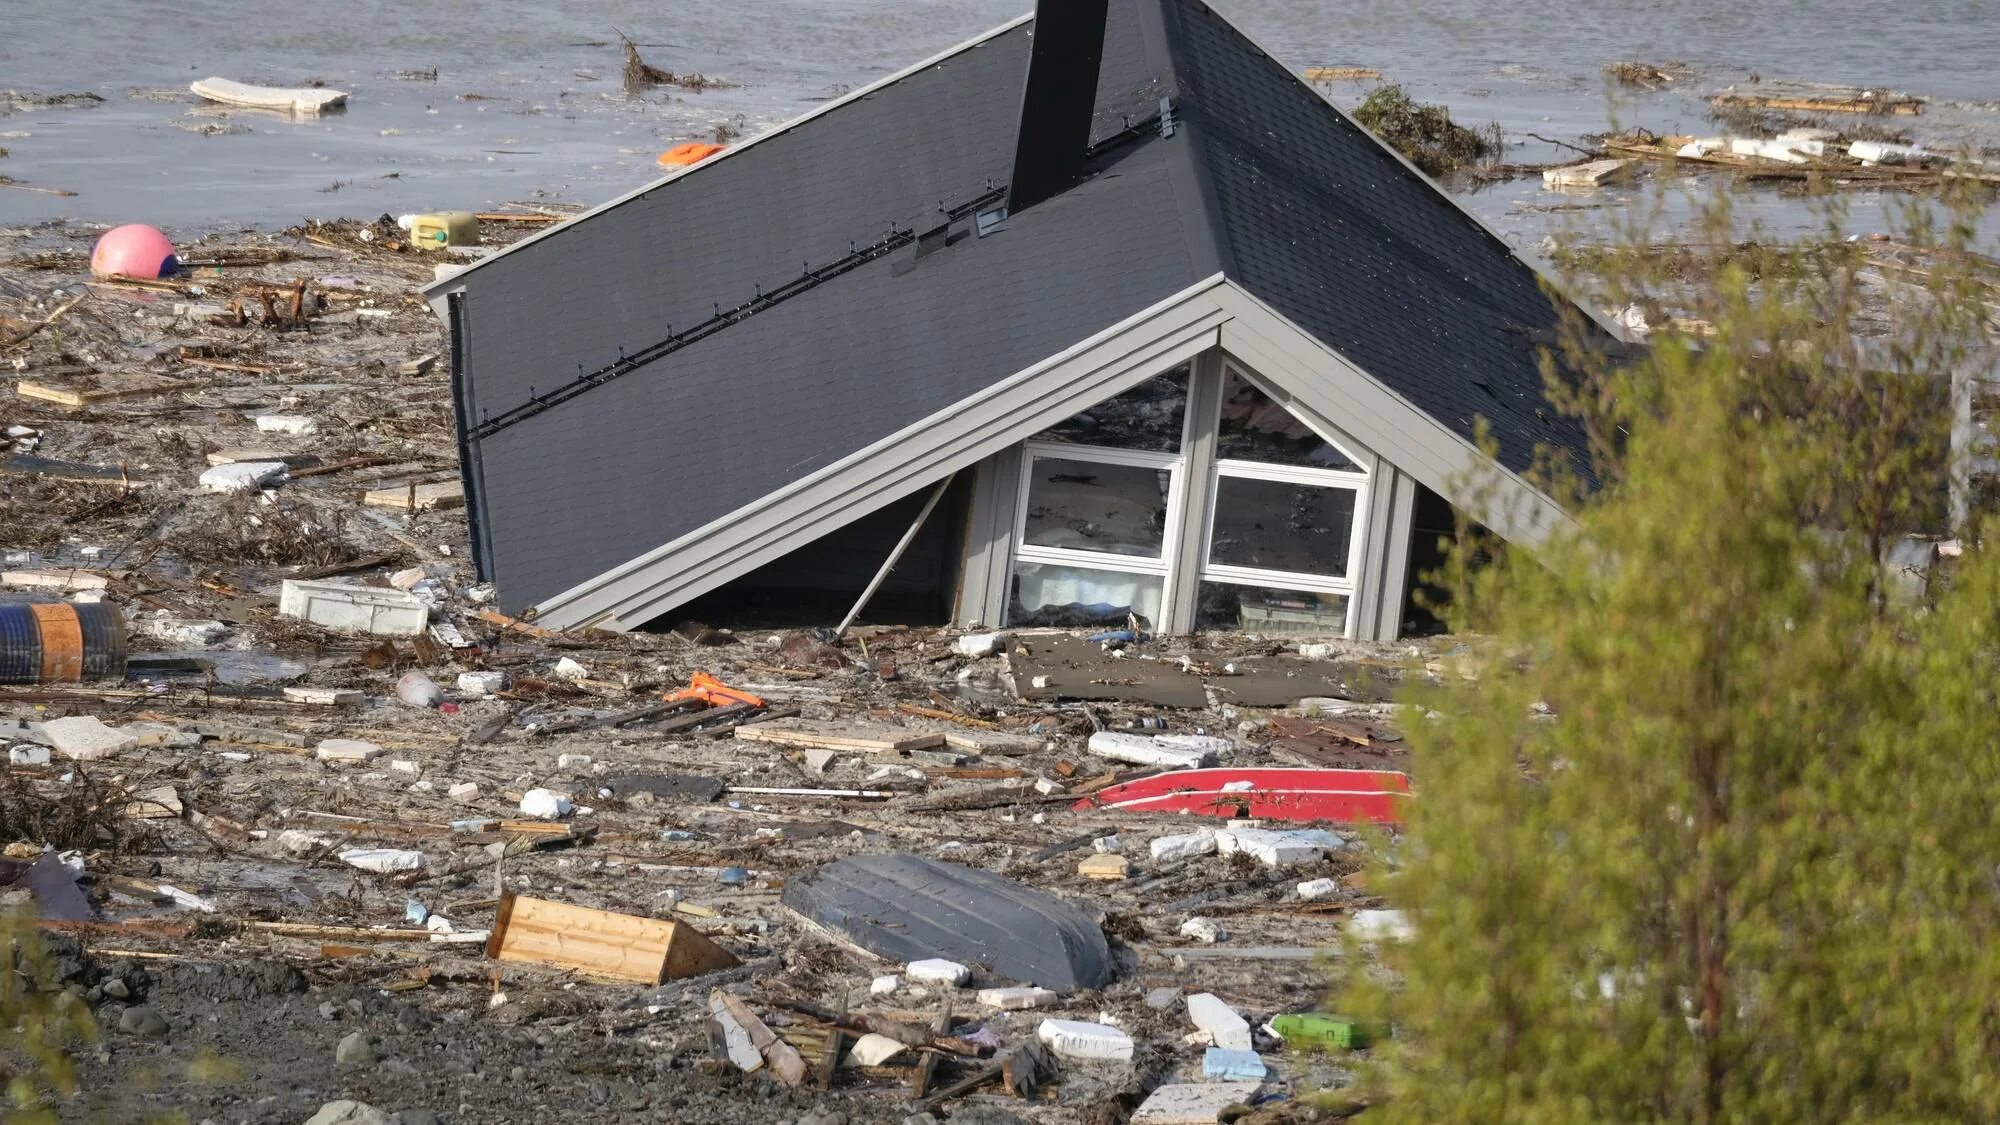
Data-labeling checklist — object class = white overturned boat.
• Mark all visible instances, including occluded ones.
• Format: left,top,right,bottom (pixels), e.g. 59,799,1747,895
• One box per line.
190,77,347,115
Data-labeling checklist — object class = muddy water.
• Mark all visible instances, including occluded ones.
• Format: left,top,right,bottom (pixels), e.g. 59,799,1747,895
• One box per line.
2,0,1996,243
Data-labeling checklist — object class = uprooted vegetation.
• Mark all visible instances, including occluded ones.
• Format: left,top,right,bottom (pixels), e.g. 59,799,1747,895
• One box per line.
173,492,358,571
619,33,733,95
0,478,161,554
0,770,159,853
1351,83,1501,176
1604,60,1694,89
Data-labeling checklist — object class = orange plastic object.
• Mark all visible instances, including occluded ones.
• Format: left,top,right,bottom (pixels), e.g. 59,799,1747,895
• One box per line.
657,142,726,168
664,671,764,709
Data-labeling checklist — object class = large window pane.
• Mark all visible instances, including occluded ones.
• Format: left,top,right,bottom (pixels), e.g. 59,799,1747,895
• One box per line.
1208,476,1356,577
1009,563,1164,629
1196,581,1348,635
1023,458,1170,558
1217,370,1359,471
1031,366,1188,453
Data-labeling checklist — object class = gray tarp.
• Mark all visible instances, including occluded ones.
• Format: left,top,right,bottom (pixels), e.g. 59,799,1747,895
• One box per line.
781,853,1112,993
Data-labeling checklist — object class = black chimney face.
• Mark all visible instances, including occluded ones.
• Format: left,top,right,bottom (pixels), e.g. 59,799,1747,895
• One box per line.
1006,0,1112,215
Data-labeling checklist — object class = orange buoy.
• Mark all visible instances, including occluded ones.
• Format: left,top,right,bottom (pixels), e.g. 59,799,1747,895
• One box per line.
657,142,726,168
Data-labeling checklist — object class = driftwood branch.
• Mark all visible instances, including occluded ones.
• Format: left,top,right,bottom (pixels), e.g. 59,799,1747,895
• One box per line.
1527,132,1602,159
2,292,87,348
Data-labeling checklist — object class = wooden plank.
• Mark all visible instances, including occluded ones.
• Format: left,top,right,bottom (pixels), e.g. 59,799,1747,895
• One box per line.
736,719,944,753
16,373,193,407
362,480,465,511
651,700,754,734
1711,91,1922,116
485,892,738,983
1302,66,1382,81
476,609,557,639
2,568,109,591
940,728,1047,755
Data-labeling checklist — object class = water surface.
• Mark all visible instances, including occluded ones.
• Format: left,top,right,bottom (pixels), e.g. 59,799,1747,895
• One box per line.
3,0,1995,245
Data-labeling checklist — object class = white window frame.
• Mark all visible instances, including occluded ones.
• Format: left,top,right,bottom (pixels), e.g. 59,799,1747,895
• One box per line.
1005,365,1196,627
1197,365,1372,637
1010,441,1186,625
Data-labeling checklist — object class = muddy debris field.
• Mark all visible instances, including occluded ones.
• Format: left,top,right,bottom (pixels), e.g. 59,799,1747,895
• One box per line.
0,218,1440,1125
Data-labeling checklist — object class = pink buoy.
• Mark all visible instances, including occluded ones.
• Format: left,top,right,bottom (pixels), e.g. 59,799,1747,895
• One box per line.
90,224,178,279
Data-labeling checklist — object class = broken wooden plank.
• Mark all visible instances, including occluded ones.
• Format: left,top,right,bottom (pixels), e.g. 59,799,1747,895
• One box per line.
2,567,110,591
484,892,738,984
735,719,944,753
362,480,465,511
709,990,808,1085
16,373,193,407
1303,66,1381,81
918,1041,1045,1110
476,609,557,639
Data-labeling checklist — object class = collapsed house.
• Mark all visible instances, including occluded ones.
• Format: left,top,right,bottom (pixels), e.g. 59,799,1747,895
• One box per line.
425,0,1610,639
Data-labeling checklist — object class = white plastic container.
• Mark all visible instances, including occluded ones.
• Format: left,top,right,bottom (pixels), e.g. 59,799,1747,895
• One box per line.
279,579,429,636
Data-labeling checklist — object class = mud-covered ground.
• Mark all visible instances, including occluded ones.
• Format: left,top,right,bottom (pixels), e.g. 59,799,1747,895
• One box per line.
2,219,1421,1123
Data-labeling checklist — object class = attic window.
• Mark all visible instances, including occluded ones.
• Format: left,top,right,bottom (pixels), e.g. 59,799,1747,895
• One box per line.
1217,370,1360,470
1030,365,1189,453
976,208,1008,237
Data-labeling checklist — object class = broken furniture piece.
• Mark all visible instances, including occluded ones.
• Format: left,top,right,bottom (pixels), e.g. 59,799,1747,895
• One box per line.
485,892,739,984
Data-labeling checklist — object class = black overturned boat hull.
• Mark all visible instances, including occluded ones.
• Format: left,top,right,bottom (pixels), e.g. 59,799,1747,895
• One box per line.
781,852,1112,993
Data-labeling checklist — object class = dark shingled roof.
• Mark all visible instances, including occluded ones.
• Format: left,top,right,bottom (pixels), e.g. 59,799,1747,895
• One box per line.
438,0,1598,617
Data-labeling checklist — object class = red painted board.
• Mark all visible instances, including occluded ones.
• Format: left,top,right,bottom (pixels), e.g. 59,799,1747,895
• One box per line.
1074,767,1411,825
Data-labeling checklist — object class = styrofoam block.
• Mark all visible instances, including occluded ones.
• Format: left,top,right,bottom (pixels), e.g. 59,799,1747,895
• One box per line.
1201,1048,1267,1081
42,716,138,761
1087,731,1214,769
254,414,318,435
1150,830,1218,862
198,461,288,493
1037,1018,1134,1062
977,986,1058,1010
456,670,508,696
1296,877,1341,901
907,958,971,986
1131,1081,1263,1123
1216,827,1343,867
1188,992,1252,1050
315,738,384,763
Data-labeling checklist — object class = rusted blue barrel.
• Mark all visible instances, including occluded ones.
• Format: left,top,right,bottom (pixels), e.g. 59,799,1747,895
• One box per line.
0,603,126,684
